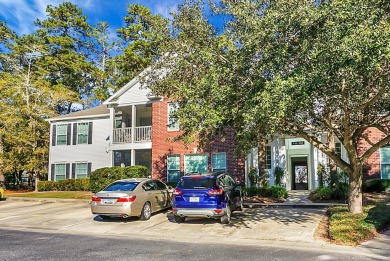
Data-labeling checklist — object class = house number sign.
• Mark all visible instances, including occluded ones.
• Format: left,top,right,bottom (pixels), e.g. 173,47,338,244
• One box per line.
291,141,305,145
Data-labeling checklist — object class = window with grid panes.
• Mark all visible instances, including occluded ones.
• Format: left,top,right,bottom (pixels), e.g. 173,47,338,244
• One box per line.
184,154,208,174
380,146,390,179
265,146,272,169
167,155,181,182
212,153,226,172
55,163,66,181
335,142,341,155
76,163,88,179
56,124,67,145
77,123,89,144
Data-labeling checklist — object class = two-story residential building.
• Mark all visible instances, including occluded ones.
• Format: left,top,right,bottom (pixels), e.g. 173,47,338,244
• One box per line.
48,76,245,183
48,75,389,189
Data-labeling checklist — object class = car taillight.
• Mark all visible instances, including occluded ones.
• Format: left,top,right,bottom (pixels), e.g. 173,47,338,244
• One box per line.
92,196,101,202
214,209,223,214
207,187,224,195
117,196,137,202
173,189,183,195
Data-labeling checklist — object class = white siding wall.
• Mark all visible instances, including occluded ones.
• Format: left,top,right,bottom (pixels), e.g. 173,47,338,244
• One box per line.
49,117,111,180
116,82,151,105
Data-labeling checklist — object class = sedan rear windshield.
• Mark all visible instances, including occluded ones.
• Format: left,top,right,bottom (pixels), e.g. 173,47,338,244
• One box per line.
104,182,139,192
178,178,216,189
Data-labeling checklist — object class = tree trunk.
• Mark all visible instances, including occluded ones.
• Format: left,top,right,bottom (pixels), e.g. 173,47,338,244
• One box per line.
348,163,363,214
327,131,339,187
258,138,267,187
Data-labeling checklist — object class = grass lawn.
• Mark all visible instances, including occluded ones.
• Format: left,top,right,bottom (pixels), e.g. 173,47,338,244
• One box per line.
6,191,93,199
326,192,390,246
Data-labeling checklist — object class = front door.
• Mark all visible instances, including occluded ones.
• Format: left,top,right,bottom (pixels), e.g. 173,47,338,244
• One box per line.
292,157,308,190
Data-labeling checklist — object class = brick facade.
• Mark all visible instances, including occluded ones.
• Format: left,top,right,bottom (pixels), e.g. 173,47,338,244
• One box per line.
358,127,387,179
151,100,245,183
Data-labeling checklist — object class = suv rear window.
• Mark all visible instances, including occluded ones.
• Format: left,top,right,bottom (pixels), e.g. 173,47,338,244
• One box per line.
178,177,216,189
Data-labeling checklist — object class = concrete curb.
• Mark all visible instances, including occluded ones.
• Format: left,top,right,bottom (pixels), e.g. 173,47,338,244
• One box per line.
5,197,90,204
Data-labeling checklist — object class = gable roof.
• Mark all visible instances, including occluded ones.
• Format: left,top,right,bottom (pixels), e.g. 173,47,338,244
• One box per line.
104,67,160,106
48,104,110,122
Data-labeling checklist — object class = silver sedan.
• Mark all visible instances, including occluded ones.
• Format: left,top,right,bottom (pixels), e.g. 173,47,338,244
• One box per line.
90,178,173,220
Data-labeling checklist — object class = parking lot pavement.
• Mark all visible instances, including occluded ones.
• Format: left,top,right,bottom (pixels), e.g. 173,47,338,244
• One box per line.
0,200,325,244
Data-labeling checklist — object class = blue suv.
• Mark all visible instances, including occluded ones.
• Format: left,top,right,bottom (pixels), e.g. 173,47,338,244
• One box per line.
172,172,243,224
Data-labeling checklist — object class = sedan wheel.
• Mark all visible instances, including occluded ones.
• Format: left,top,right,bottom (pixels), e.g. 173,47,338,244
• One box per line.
140,202,152,220
220,204,231,224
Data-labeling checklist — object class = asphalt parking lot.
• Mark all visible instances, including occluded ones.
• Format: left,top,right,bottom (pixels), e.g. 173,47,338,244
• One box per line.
1,198,389,260
0,199,324,244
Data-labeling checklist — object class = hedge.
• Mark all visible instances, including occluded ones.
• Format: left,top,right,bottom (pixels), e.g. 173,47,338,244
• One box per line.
363,179,390,193
89,165,150,192
243,186,288,199
37,181,57,191
37,178,90,192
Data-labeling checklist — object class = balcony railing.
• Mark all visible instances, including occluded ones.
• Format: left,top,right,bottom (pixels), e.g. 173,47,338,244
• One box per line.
113,126,152,143
135,126,152,142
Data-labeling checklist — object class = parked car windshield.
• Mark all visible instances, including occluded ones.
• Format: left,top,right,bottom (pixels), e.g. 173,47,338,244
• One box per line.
178,177,216,189
104,182,139,192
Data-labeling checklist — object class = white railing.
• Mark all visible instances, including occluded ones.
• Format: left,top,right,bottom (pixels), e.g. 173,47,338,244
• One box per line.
113,127,132,143
135,126,152,142
113,126,152,143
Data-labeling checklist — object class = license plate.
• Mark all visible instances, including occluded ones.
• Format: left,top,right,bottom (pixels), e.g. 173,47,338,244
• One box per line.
102,199,115,204
189,197,199,202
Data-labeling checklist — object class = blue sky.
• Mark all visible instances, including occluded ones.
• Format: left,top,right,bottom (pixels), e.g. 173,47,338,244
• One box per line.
0,0,183,36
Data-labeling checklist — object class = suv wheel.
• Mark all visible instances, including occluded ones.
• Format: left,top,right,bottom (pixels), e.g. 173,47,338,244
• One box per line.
174,215,186,223
220,204,231,224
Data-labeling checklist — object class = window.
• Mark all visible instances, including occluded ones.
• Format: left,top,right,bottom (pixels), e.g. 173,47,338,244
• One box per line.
77,123,89,144
212,153,226,172
56,124,67,145
75,163,88,179
155,181,167,190
167,155,181,182
380,146,390,179
184,154,208,174
55,163,66,181
168,102,179,131
265,146,272,169
114,151,131,167
335,142,341,155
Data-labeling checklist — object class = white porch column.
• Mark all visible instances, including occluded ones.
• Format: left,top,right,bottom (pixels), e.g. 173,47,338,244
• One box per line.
109,107,115,166
131,149,135,166
131,104,136,143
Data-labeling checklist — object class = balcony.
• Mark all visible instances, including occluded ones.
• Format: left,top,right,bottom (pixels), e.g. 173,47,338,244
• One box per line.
113,126,152,144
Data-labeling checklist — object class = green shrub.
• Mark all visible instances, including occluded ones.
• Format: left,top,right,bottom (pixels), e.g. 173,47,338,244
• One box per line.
313,183,349,201
57,179,76,191
332,183,349,200
318,187,333,200
363,179,390,193
37,181,57,191
89,166,150,192
269,185,288,198
243,187,259,197
243,186,288,199
74,178,90,191
274,167,285,187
